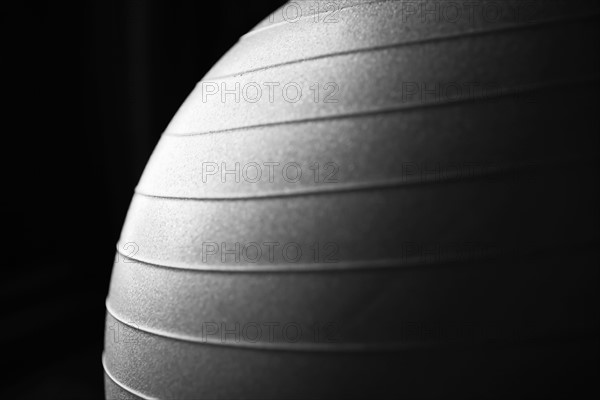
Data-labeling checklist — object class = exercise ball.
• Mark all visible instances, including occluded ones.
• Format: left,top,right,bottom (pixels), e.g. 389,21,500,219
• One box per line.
104,1,599,398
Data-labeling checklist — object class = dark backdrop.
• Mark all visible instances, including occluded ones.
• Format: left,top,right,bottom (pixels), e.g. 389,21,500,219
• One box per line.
2,1,286,399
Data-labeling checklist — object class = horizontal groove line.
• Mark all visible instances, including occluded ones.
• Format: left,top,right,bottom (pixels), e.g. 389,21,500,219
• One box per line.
165,75,599,138
134,157,595,202
205,12,599,82
105,299,599,353
115,248,464,274
241,0,388,40
113,241,596,275
134,170,518,201
102,355,156,400
106,303,422,352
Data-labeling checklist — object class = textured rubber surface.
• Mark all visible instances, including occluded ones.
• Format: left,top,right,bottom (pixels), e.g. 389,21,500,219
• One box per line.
125,169,597,270
105,311,599,399
107,249,597,348
105,1,600,398
139,86,598,198
166,20,599,134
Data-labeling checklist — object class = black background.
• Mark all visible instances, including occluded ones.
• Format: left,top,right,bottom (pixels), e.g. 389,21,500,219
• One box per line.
2,1,285,399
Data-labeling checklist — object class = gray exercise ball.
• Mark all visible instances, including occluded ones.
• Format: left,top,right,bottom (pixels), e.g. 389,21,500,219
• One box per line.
104,1,599,399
